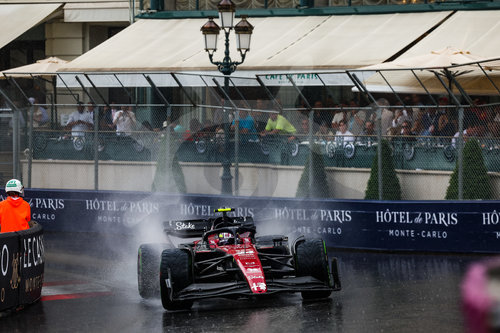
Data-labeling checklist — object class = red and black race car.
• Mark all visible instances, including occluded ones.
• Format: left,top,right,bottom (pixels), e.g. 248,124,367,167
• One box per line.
137,208,341,310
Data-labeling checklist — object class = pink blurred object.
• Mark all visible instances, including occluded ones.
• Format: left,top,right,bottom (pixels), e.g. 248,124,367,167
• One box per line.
462,258,500,333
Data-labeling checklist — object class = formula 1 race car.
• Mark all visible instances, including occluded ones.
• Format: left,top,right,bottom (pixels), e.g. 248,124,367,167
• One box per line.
137,208,341,310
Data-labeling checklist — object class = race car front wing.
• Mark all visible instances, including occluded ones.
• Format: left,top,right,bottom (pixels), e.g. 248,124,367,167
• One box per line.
171,275,340,301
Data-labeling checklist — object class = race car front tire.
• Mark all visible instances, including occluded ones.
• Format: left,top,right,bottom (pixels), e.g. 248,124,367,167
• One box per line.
137,243,168,298
295,239,332,300
160,249,193,311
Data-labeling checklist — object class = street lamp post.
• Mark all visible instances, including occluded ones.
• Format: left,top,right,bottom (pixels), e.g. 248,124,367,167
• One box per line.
201,0,253,195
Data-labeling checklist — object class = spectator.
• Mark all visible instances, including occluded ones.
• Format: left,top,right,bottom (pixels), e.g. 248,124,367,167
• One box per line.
184,118,203,141
335,119,355,146
261,112,296,137
393,120,416,146
358,120,375,144
253,99,269,133
381,107,394,136
386,125,401,138
400,120,414,135
103,103,118,131
331,104,346,131
97,105,110,131
161,119,184,141
86,101,97,116
346,101,366,136
373,98,393,136
231,109,258,142
470,97,488,123
410,94,425,120
0,179,30,233
113,105,137,136
293,117,311,142
361,120,375,136
452,115,486,147
312,100,325,131
420,107,439,136
436,109,456,138
29,97,49,127
391,103,411,129
65,102,93,137
295,97,308,113
411,115,425,136
324,95,336,125
315,121,334,142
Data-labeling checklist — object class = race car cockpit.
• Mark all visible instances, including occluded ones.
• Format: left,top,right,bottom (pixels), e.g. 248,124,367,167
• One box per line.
204,208,256,246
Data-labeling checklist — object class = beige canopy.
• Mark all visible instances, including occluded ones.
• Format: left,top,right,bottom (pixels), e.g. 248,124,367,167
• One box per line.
400,11,500,60
57,12,451,73
361,47,488,71
2,57,68,79
0,3,62,50
358,48,500,95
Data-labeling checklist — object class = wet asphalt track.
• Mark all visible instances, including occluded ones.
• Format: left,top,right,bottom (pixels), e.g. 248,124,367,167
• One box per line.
1,232,494,333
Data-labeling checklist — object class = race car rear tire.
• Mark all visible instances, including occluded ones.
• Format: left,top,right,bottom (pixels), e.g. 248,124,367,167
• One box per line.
160,249,193,311
295,239,332,300
137,243,167,298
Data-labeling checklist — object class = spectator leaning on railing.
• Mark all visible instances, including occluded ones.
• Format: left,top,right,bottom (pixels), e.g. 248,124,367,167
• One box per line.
261,112,296,137
65,102,94,137
0,179,31,233
230,109,258,142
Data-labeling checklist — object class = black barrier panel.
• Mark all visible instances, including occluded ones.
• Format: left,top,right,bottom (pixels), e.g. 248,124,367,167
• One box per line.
0,232,19,311
17,224,44,305
5,189,500,254
0,223,45,312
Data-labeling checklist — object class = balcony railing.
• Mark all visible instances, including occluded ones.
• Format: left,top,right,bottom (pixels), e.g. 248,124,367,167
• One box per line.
26,128,500,173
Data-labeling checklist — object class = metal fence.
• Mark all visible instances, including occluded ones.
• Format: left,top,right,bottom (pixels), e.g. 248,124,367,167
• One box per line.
2,64,500,199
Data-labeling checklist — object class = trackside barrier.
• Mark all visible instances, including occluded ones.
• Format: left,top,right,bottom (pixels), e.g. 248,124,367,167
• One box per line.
0,223,44,312
14,189,500,254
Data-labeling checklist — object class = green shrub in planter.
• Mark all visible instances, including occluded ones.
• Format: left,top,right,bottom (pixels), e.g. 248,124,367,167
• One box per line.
445,138,491,200
152,134,186,193
365,139,401,200
296,144,330,198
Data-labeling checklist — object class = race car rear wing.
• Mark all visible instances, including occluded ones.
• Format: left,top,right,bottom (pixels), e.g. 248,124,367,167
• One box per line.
163,219,212,238
163,215,255,238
